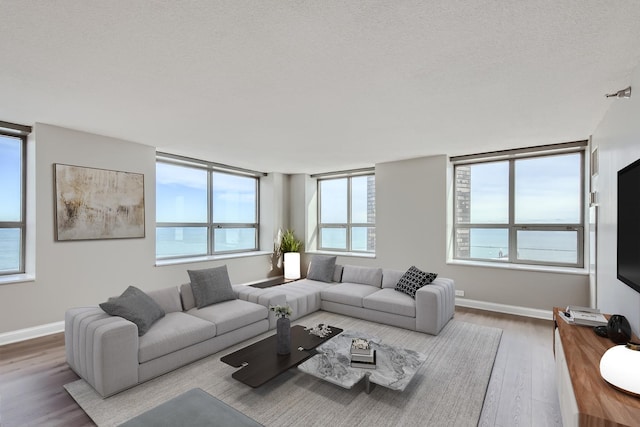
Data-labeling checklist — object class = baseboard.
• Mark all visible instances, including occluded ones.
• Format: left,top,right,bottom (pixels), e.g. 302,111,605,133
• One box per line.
456,298,553,321
0,321,65,346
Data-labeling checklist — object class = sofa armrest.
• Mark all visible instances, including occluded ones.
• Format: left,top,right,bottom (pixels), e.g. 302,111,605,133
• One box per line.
233,285,287,329
415,278,456,335
65,307,139,397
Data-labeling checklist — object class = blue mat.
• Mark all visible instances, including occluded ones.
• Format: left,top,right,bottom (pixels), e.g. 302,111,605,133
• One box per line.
118,388,263,427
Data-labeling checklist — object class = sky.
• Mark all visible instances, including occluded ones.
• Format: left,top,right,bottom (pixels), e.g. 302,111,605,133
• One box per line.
0,135,21,222
468,153,581,224
320,176,373,224
156,163,256,223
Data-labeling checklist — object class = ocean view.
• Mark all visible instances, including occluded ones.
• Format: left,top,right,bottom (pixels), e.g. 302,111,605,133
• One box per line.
0,229,20,272
156,227,257,258
467,228,577,263
3,227,576,269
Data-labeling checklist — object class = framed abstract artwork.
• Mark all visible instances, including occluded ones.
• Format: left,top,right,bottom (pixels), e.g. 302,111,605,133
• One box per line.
54,164,145,241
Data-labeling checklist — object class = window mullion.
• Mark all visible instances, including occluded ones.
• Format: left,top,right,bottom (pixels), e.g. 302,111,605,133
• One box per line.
508,159,516,263
20,133,26,274
347,177,352,251
208,169,213,254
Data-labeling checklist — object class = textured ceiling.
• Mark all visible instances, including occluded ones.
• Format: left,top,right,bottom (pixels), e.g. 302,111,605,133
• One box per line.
2,1,640,174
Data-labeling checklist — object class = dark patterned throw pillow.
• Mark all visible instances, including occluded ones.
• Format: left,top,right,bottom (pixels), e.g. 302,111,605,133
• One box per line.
394,266,438,298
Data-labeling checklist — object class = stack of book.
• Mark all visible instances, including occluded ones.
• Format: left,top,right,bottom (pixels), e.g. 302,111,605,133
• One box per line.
558,305,608,327
350,338,376,369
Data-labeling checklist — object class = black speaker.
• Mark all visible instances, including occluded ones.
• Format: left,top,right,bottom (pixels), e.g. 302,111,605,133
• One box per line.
607,314,632,344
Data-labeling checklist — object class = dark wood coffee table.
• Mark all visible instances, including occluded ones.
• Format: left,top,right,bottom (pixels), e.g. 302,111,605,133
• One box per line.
220,325,343,388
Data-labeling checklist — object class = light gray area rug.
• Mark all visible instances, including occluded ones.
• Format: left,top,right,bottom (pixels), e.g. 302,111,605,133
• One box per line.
65,312,502,427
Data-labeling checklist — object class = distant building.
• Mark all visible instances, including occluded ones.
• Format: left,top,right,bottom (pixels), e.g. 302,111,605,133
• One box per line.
455,166,471,258
367,176,376,251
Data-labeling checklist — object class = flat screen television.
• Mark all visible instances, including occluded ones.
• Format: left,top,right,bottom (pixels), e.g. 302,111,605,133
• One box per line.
618,157,640,292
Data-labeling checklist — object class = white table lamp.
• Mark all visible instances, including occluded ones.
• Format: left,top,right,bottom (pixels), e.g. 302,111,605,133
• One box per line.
284,252,301,280
600,343,640,396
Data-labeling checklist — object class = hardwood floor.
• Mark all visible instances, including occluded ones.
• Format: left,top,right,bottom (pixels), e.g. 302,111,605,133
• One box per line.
0,308,562,427
0,333,93,427
457,308,563,427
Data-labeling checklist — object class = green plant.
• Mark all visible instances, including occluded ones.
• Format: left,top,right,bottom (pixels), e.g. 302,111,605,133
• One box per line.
280,229,302,253
270,304,293,318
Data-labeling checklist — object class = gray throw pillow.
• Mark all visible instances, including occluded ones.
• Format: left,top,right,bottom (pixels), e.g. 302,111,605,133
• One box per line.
99,286,165,336
395,266,438,298
307,255,337,282
188,265,236,309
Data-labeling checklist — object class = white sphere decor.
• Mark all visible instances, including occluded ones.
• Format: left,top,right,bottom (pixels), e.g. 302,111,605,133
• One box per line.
600,343,640,396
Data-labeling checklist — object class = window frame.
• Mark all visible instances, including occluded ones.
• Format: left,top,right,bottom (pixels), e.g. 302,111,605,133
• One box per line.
452,148,586,268
317,173,376,253
155,154,262,260
0,129,27,276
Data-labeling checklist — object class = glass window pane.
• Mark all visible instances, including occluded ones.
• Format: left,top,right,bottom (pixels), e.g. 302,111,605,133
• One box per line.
0,135,22,221
517,230,578,264
0,228,21,272
515,153,581,224
320,228,347,250
320,179,347,223
156,163,207,223
214,227,256,252
212,172,257,223
156,227,207,258
352,226,375,252
456,228,509,260
351,176,375,224
456,162,509,224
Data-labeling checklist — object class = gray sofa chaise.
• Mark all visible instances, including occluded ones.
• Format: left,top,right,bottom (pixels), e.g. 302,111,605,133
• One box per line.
65,262,454,398
237,264,455,336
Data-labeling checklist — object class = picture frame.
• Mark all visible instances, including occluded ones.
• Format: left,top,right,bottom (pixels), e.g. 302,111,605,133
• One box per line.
54,163,145,241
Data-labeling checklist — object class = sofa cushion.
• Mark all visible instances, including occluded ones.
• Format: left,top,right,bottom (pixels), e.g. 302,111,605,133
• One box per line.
188,265,236,309
333,264,344,282
147,286,183,313
307,255,337,282
382,269,405,289
395,266,438,298
99,286,165,336
363,288,416,317
138,312,217,363
341,266,383,287
180,283,196,311
274,280,336,319
321,283,380,307
188,299,268,335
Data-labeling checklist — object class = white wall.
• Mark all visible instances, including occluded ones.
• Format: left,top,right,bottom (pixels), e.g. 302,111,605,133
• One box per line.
0,124,281,334
294,154,588,311
591,64,640,333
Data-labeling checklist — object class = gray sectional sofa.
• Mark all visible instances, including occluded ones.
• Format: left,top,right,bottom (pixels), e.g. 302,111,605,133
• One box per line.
65,263,454,397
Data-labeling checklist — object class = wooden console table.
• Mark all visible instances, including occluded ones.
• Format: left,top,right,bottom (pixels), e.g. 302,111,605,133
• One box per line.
553,307,640,426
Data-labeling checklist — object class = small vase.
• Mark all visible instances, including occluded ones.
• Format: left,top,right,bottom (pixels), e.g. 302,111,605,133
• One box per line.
276,317,291,355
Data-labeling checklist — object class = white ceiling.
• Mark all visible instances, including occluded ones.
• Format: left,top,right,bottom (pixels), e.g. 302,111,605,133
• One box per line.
2,1,640,174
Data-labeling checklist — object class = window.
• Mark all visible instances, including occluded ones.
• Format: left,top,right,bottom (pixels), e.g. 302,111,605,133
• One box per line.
0,131,26,275
156,154,260,259
453,146,585,268
318,174,376,252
